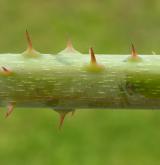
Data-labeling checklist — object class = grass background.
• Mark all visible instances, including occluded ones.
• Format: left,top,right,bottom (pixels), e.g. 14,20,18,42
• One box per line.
0,0,160,164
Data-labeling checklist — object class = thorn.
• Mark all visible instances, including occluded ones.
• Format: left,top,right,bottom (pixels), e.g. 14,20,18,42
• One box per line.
89,47,97,64
54,109,74,129
67,38,73,49
126,43,142,62
86,47,105,72
65,38,75,53
58,112,67,130
25,30,32,50
2,66,9,72
22,30,41,57
5,102,15,118
131,43,138,57
58,38,81,54
1,66,12,75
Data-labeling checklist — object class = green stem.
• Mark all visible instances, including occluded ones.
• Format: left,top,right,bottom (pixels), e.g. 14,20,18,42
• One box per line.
0,52,160,110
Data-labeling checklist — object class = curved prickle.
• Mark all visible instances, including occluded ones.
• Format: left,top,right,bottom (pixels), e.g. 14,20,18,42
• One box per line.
22,30,41,57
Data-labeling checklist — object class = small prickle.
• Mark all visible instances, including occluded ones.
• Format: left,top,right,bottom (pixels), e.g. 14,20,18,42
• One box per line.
66,39,74,52
26,30,33,50
85,47,105,73
54,109,74,129
131,43,137,58
90,47,97,64
58,38,81,54
1,66,12,76
22,30,41,58
58,112,67,129
125,44,142,62
5,102,15,118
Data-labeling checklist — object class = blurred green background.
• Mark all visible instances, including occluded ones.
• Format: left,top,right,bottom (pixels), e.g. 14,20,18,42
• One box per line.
0,0,160,164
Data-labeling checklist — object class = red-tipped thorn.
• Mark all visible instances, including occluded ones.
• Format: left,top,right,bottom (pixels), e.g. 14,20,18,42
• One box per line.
5,102,14,118
89,47,97,64
131,43,138,58
26,30,33,50
58,113,66,130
